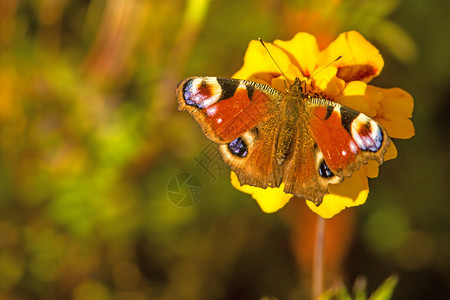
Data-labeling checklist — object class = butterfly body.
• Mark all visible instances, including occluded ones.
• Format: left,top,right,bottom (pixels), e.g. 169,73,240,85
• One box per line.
176,76,390,205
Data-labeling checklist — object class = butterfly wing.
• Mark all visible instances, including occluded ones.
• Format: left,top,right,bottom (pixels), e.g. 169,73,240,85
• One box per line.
177,77,286,187
307,99,391,178
176,77,282,143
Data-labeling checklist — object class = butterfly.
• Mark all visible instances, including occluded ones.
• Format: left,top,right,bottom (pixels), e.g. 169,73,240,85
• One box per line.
176,75,390,206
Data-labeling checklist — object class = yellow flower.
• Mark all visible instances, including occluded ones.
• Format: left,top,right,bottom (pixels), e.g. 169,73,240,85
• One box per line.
231,31,414,218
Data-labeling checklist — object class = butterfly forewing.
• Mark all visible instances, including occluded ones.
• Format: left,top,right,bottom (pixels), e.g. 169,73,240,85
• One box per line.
176,77,282,143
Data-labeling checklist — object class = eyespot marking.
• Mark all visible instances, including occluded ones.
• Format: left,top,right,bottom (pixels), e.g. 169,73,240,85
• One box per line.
183,78,221,108
318,160,334,178
227,137,248,158
351,117,384,152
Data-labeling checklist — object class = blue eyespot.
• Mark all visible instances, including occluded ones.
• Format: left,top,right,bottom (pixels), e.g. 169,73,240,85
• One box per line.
228,138,248,158
318,160,334,178
367,127,384,152
183,79,197,106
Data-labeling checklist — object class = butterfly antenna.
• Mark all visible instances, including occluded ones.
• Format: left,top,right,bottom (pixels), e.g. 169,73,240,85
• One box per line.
258,38,293,86
310,55,342,79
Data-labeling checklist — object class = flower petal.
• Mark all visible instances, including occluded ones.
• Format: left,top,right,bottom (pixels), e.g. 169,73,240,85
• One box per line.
319,31,384,83
231,172,291,213
226,32,413,218
274,32,320,77
306,168,369,218
366,85,415,139
335,81,370,114
232,40,293,83
313,66,345,98
378,118,415,139
365,142,398,178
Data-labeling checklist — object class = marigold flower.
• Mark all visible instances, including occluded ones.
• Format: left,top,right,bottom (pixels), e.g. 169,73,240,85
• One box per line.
231,31,414,218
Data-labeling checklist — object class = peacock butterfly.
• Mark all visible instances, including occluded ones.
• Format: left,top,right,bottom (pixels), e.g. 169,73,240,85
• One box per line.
176,75,390,206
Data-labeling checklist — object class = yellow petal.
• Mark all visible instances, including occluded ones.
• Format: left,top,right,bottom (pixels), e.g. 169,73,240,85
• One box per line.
232,39,293,82
319,31,384,83
230,172,291,213
367,86,414,118
365,142,398,178
274,32,320,77
365,161,380,179
366,85,415,139
384,142,398,161
307,168,369,218
335,81,370,114
270,66,304,92
313,66,345,97
378,118,415,139
271,77,289,93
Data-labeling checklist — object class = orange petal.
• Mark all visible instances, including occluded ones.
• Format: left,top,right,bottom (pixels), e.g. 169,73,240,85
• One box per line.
365,142,398,178
230,172,291,213
274,32,320,77
307,168,369,218
319,31,384,83
232,39,293,83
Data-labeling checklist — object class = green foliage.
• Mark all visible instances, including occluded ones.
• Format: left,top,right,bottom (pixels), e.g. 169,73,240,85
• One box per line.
320,275,399,300
0,0,448,299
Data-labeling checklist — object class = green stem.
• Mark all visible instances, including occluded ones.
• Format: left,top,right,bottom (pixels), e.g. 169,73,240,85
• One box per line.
312,215,325,300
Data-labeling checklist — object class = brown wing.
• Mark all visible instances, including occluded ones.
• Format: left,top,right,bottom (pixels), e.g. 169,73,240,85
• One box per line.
176,76,282,143
219,117,284,190
218,86,343,205
307,100,391,177
178,76,288,189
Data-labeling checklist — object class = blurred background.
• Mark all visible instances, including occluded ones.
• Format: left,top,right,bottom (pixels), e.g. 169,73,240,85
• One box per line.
0,0,448,299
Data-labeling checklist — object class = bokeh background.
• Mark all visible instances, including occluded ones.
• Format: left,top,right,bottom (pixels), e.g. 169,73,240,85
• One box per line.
0,0,448,299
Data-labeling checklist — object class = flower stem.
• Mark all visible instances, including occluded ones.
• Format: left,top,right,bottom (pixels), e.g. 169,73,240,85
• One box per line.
312,215,325,300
